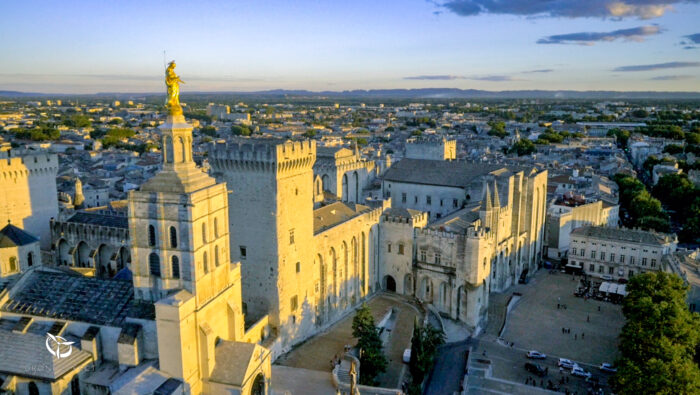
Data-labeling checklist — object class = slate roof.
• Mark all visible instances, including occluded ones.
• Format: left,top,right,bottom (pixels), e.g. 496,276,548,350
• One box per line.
0,223,39,248
383,159,519,188
0,329,92,380
431,208,481,233
2,270,135,326
66,211,128,229
383,207,423,219
314,201,370,234
571,226,675,245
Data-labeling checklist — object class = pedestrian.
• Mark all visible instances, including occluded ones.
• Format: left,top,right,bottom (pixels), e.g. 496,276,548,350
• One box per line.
574,334,577,340
598,305,601,312
582,332,585,340
562,327,565,334
482,350,486,357
587,315,590,322
557,303,560,309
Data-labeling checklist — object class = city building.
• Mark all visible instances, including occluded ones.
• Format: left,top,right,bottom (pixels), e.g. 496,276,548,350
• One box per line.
569,226,677,280
405,136,456,161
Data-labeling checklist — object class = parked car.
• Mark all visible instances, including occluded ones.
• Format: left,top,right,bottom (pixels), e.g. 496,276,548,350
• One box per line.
525,362,547,377
402,349,411,363
599,363,617,373
572,366,592,378
601,275,613,281
558,358,576,369
526,350,546,359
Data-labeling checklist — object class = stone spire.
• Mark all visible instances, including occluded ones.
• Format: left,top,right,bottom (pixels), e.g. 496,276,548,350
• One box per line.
482,183,492,210
492,180,500,209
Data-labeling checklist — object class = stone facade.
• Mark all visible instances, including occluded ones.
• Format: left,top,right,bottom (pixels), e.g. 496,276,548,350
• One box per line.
546,200,619,261
405,136,456,161
314,146,374,203
569,226,677,280
0,150,59,249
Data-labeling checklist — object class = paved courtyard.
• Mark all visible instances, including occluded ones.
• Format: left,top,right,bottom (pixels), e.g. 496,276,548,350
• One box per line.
275,293,419,389
467,269,625,394
501,270,623,366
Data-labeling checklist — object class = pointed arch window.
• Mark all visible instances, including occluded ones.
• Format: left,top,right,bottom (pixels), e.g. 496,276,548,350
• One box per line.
171,256,180,279
203,251,209,274
149,252,160,277
215,245,220,266
214,217,219,238
169,226,178,248
148,225,156,247
202,223,207,244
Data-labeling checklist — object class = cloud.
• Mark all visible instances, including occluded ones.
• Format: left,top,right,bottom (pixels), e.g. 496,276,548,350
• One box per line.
439,1,697,19
523,69,555,73
404,75,464,80
468,75,524,81
613,61,700,71
537,25,662,45
650,75,694,80
686,33,700,43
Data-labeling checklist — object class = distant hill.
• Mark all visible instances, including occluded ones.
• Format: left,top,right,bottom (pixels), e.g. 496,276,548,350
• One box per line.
1,88,700,100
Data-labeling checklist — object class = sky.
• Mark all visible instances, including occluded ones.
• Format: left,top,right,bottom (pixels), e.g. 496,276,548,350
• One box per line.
1,0,700,93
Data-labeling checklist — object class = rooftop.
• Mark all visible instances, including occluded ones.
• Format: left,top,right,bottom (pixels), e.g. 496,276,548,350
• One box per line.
383,159,531,188
2,270,146,326
0,223,39,248
66,211,128,229
571,226,675,246
314,201,370,234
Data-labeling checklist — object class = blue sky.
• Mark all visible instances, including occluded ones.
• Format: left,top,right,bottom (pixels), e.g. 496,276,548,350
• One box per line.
1,0,699,93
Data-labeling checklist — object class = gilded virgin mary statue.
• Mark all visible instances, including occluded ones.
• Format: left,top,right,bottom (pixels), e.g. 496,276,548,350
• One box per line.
165,61,185,116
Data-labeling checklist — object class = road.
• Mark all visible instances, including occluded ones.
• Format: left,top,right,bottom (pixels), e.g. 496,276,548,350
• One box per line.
424,339,470,395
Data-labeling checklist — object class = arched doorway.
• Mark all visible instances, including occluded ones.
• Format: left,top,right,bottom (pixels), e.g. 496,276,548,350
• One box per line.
322,174,330,192
96,244,113,278
28,382,39,395
251,373,265,395
58,239,71,266
117,246,129,271
383,275,396,292
75,242,91,267
420,277,433,302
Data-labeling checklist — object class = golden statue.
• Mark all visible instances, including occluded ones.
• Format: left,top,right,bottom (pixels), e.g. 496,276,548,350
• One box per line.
165,61,185,116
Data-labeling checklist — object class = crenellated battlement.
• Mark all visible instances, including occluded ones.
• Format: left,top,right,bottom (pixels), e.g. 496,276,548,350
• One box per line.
209,139,316,175
0,152,59,179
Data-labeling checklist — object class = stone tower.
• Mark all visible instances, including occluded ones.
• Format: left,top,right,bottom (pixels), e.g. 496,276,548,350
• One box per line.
73,178,85,208
128,112,259,393
209,139,316,336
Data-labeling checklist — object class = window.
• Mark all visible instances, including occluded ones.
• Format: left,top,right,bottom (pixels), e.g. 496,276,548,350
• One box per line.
620,255,625,263
296,262,301,273
203,251,209,273
291,295,298,312
214,217,219,238
401,193,407,203
572,248,577,256
387,243,392,253
215,245,220,266
629,270,634,277
435,253,441,265
426,195,432,205
398,243,405,255
148,225,156,247
600,252,605,261
440,199,443,207
9,257,17,272
630,257,635,265
169,226,177,248
599,265,604,273
609,266,614,275
651,259,656,268
421,250,427,261
240,246,247,260
610,253,615,262
589,263,595,272
642,258,647,266
580,249,585,256
149,253,160,277
202,223,208,244
453,199,458,208
289,229,295,245
171,256,180,278
27,252,33,267
590,250,596,259
414,196,418,204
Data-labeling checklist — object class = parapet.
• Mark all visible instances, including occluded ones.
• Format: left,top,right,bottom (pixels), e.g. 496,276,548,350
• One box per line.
209,139,316,174
0,152,59,178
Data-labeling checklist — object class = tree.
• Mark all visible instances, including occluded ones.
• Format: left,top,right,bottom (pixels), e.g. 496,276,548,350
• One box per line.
663,144,684,155
302,129,316,138
611,272,700,395
63,114,92,128
487,120,508,138
351,303,387,385
508,139,536,156
408,320,445,391
200,126,217,137
231,124,252,136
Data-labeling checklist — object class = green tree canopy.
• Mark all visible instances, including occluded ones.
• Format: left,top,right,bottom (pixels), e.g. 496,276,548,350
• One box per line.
611,272,700,395
351,303,387,385
231,124,252,136
508,139,536,156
